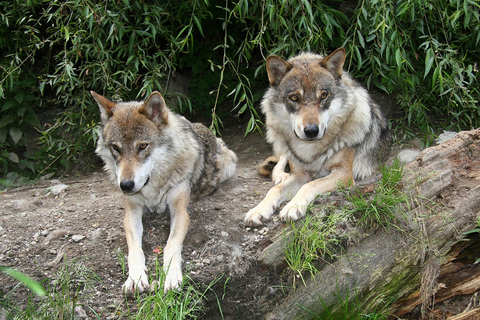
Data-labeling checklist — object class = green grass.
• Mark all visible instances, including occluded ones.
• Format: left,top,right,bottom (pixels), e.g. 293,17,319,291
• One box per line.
284,207,351,289
0,257,224,319
346,159,407,229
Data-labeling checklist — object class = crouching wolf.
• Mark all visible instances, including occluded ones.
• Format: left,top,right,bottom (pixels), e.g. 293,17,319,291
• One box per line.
245,47,391,227
92,91,237,293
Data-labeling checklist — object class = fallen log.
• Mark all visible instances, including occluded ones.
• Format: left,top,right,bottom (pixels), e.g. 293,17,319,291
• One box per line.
446,307,480,320
259,129,480,320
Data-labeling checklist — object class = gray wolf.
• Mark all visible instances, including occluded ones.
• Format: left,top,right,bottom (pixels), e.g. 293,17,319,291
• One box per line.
92,91,237,293
245,47,391,227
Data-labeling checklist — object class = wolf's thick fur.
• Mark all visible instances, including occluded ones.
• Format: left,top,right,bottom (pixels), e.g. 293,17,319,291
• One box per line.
92,91,237,293
245,48,391,227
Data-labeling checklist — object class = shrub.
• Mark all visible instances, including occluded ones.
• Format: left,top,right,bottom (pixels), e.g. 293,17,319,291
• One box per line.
1,0,478,178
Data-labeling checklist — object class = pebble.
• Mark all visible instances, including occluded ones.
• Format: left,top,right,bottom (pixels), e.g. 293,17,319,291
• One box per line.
89,228,102,240
72,235,86,242
48,183,69,195
259,227,269,234
33,231,41,242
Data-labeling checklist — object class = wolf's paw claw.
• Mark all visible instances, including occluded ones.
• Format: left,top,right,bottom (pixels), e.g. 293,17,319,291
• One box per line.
244,215,264,227
279,204,306,222
164,269,183,294
272,171,290,185
122,272,150,295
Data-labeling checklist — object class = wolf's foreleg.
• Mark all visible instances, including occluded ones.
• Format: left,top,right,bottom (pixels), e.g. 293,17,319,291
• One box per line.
279,148,355,221
244,172,310,227
163,183,191,293
272,154,290,185
123,200,149,294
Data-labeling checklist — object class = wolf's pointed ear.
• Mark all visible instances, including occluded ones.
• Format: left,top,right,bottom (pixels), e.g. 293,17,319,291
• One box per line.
321,47,346,78
140,91,169,125
91,91,115,123
266,56,293,86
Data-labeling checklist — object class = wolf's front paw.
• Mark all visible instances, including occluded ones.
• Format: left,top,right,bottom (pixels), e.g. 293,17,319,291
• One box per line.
272,170,290,185
244,205,273,227
122,270,149,294
279,202,307,222
164,267,183,293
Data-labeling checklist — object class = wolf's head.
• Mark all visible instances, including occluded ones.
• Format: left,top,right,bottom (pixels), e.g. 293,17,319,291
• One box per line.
265,48,347,142
91,91,170,195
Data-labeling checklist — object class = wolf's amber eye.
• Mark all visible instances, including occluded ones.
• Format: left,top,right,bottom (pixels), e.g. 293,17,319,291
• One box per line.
138,143,148,151
320,91,328,99
289,95,299,102
111,144,120,152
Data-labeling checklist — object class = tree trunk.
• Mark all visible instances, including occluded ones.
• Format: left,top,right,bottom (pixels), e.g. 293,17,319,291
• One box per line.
259,129,480,320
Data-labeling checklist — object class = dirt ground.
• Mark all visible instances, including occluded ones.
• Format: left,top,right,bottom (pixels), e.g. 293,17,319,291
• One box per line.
0,122,281,319
1,118,478,319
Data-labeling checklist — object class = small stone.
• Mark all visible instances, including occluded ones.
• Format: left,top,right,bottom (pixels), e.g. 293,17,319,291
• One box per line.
33,232,41,242
48,183,69,195
72,235,86,242
88,228,102,240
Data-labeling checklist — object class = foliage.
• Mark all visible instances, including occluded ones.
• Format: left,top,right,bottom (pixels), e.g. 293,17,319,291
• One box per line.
0,0,206,179
0,0,479,177
343,0,480,143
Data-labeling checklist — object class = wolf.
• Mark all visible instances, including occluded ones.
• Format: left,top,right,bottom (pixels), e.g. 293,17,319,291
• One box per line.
92,91,237,293
245,47,391,227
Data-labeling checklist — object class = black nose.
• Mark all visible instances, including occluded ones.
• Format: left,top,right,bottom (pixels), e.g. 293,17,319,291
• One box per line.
120,180,135,193
304,124,319,138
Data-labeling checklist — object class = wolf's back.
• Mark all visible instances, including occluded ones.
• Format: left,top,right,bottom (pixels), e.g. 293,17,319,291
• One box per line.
191,123,237,196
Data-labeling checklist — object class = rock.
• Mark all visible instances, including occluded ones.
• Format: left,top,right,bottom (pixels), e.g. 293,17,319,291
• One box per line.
72,235,86,242
396,149,420,163
88,228,102,241
48,183,69,195
436,131,457,144
74,305,89,319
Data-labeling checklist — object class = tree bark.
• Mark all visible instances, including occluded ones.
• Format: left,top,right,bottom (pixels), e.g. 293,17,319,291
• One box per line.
259,129,480,320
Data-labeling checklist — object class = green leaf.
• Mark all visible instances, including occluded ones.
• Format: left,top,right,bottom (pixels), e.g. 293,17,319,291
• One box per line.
395,48,402,67
357,30,365,48
25,111,41,128
15,93,24,104
1,100,15,112
0,266,46,296
193,15,204,37
424,48,434,79
302,0,313,20
8,152,19,163
354,46,363,70
9,127,23,145
0,115,13,128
